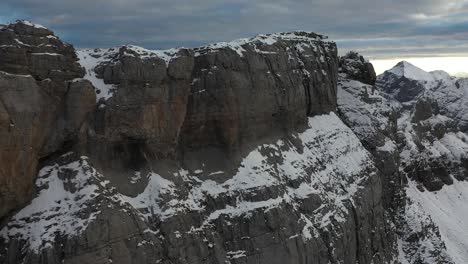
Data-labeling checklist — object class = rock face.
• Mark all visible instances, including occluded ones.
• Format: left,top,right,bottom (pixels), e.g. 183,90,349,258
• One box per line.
81,33,337,167
1,22,468,264
74,33,338,191
0,20,95,219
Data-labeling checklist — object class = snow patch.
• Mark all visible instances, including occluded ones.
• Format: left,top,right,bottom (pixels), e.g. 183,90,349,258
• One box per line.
15,20,47,29
0,158,103,252
76,49,116,101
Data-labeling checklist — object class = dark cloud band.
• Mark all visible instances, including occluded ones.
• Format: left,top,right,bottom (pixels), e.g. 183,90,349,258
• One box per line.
1,0,467,59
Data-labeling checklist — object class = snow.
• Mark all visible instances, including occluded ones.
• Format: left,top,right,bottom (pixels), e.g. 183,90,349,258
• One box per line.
14,38,30,47
0,70,32,78
194,31,330,57
430,70,453,82
130,171,142,184
76,45,184,101
227,250,247,259
121,172,176,219
430,132,468,161
377,138,397,152
0,157,103,252
338,75,399,143
397,239,411,264
30,52,62,56
76,49,116,101
399,190,455,263
204,196,284,225
15,20,47,29
407,180,468,264
399,112,468,164
121,45,181,66
196,39,248,57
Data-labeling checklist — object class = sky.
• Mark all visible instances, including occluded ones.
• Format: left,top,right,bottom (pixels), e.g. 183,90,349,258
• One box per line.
1,0,468,74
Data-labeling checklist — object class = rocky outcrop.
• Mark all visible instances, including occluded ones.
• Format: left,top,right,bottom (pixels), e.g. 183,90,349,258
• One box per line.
339,51,376,85
0,21,83,80
0,20,95,219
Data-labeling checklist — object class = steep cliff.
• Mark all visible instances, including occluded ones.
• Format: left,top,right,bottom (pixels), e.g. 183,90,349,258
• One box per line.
0,20,95,219
0,21,398,264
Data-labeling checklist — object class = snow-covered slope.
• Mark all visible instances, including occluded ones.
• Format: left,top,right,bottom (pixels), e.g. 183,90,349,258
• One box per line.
407,180,468,264
339,55,468,264
376,61,462,103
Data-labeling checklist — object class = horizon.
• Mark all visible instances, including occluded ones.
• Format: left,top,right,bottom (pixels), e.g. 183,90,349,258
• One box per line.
3,19,468,76
2,19,466,76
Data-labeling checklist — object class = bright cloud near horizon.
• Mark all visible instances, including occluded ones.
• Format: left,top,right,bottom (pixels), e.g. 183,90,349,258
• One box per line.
1,0,468,74
372,57,468,75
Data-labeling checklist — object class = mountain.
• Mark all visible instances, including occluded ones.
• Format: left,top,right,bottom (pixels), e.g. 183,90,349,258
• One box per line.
340,56,468,263
0,20,467,264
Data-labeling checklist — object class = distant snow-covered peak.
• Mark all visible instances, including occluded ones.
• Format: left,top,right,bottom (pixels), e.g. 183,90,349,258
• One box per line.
430,70,453,82
387,61,435,82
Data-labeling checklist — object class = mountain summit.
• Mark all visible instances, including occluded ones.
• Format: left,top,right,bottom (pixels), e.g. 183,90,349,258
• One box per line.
386,61,435,82
376,60,455,102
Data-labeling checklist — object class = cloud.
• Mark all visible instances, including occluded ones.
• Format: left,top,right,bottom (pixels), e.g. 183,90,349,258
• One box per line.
1,0,468,59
